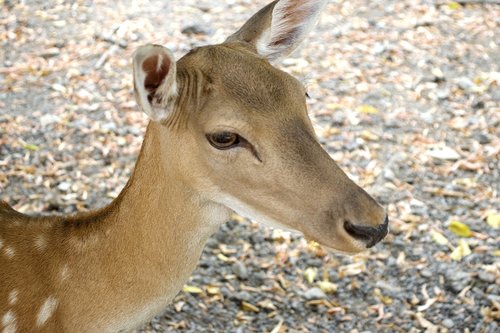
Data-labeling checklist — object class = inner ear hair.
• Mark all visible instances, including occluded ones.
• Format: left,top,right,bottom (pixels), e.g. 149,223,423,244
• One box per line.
133,44,177,122
143,54,171,105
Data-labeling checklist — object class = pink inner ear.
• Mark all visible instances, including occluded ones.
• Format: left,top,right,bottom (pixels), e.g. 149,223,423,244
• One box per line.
269,1,319,48
271,26,300,46
142,55,171,102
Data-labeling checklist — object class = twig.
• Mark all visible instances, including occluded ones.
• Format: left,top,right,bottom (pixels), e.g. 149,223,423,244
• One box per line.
95,45,119,69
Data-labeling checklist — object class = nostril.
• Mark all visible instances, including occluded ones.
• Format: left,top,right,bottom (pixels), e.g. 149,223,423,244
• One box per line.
343,216,389,248
343,220,374,242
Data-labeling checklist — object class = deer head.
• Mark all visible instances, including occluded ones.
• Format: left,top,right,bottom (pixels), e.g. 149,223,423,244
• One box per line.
132,0,388,253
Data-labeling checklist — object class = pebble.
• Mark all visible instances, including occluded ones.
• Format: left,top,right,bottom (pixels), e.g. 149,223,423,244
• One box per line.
373,42,386,55
383,167,396,180
487,294,500,303
281,58,309,68
420,269,433,278
204,238,218,248
375,280,401,292
101,122,117,132
232,261,249,280
445,269,471,293
475,133,491,144
436,88,450,100
303,287,327,300
40,114,61,127
427,146,461,161
253,271,267,283
181,24,214,36
457,77,475,91
38,47,60,58
232,291,251,302
432,67,445,81
472,100,485,109
477,271,495,283
442,319,455,328
57,182,71,192
419,111,435,124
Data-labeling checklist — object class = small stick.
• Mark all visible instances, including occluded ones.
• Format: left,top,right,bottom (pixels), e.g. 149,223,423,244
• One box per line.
95,45,119,69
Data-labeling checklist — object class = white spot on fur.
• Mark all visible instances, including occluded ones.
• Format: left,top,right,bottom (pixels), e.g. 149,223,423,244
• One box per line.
34,235,47,251
8,290,18,305
36,296,58,328
2,310,17,333
3,247,15,259
59,265,70,281
0,238,4,250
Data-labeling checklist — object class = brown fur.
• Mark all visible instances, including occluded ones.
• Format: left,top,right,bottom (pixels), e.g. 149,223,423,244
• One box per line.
0,1,387,332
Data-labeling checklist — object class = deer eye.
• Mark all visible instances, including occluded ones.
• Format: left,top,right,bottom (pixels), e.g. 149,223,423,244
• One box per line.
207,132,240,150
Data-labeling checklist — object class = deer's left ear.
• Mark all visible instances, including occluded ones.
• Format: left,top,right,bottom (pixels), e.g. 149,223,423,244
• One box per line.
226,0,328,61
133,44,177,122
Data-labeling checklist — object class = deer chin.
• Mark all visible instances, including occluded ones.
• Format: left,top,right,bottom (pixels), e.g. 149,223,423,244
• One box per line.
323,245,366,256
304,231,368,255
218,193,302,234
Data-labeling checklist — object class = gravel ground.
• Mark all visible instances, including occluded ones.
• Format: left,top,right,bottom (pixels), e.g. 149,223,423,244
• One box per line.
1,0,499,332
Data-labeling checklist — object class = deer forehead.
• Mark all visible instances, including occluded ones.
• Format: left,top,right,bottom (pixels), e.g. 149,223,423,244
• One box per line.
179,44,306,114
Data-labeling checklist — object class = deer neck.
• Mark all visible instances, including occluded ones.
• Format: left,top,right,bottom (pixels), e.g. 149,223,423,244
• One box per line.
61,122,231,330
109,121,230,265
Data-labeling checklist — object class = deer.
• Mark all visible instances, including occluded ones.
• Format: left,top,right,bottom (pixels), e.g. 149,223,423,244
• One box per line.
0,0,389,332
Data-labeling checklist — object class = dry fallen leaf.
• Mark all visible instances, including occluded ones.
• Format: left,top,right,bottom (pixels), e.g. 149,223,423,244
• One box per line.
355,104,379,114
318,280,337,294
447,1,461,10
270,320,284,333
182,285,203,294
304,267,318,284
174,300,185,312
360,130,379,141
448,220,472,237
22,142,40,151
415,313,438,333
272,229,289,242
486,214,500,228
241,301,259,313
339,261,366,277
373,288,393,305
205,286,220,295
217,253,230,262
257,299,277,311
450,240,472,261
431,230,449,245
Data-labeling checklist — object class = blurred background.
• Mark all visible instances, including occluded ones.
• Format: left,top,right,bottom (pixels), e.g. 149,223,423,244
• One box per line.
0,0,498,332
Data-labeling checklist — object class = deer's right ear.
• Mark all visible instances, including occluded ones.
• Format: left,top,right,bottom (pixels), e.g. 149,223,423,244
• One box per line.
133,44,177,122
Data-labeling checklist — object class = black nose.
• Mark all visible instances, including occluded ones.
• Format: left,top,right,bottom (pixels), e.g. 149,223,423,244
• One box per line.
344,215,389,248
